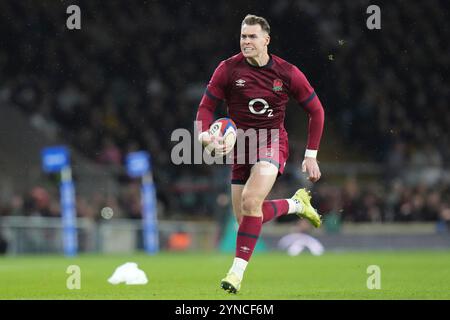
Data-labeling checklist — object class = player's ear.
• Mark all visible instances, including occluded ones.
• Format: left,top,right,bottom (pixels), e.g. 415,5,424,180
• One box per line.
265,35,270,46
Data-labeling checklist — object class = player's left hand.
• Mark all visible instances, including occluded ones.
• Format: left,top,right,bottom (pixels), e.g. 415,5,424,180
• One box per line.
302,157,321,182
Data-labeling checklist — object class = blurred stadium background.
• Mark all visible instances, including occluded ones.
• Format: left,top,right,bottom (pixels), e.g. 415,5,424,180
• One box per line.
0,0,449,259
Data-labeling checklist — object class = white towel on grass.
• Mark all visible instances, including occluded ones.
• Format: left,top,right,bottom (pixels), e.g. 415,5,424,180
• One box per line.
108,262,148,285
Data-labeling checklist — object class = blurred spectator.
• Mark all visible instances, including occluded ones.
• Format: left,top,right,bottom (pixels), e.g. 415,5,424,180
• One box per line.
23,186,57,217
97,136,122,166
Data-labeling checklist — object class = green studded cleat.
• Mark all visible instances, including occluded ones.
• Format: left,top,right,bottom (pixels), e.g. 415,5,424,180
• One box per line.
220,272,241,294
292,188,322,228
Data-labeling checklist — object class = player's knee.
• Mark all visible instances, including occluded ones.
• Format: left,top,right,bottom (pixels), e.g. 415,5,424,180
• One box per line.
241,194,263,215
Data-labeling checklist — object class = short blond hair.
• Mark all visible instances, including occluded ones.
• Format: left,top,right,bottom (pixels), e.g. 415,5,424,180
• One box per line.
241,14,271,35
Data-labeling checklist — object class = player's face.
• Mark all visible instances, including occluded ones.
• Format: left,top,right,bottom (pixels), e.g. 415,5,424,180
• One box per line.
240,24,270,58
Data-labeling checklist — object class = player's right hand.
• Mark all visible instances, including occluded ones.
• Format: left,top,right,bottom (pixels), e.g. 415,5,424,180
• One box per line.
199,132,227,154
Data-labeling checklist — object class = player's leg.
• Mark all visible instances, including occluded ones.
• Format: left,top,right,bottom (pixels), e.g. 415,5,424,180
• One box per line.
256,143,322,226
261,190,322,226
231,184,244,225
230,163,252,225
230,164,298,225
221,161,278,293
240,161,279,217
231,182,297,225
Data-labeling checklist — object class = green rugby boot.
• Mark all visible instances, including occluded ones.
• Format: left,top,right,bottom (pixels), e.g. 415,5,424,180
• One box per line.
292,188,322,228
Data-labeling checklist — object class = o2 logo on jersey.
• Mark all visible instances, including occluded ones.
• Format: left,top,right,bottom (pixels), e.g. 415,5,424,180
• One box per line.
248,98,273,117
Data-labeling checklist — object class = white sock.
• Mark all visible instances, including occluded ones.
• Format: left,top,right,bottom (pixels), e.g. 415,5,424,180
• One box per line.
229,257,248,281
287,199,303,214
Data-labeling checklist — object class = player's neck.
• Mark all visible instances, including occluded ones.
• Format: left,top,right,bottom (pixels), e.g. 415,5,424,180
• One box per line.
246,53,270,67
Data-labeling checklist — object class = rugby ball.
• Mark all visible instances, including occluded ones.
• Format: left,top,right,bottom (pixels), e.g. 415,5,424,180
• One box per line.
206,118,237,156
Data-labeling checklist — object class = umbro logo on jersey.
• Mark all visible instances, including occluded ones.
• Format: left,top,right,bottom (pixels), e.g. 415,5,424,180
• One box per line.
235,79,246,87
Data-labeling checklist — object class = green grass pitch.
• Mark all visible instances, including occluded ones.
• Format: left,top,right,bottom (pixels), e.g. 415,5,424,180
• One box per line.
1,250,450,299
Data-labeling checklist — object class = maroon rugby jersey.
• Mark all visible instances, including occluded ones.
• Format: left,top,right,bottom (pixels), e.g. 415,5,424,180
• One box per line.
196,53,324,150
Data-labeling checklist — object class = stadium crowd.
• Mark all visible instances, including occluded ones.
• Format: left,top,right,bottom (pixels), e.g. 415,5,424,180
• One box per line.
0,1,448,225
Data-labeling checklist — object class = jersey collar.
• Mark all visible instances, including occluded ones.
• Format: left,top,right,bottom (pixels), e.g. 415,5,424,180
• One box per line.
245,54,274,69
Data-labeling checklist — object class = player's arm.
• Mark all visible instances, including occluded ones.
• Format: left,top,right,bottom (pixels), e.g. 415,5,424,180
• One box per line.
195,61,228,152
290,66,325,182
